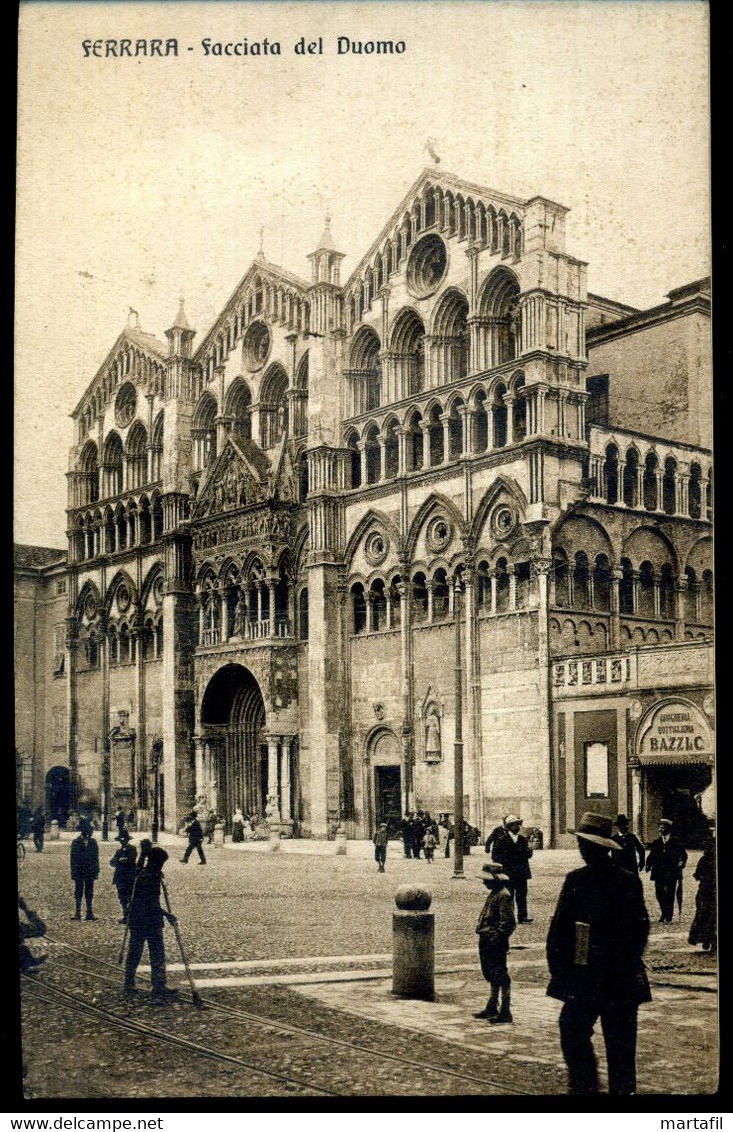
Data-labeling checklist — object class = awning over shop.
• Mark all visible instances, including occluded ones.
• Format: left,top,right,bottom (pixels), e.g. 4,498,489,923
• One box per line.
637,752,713,767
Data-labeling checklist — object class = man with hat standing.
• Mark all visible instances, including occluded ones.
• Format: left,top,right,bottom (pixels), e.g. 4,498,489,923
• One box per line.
124,846,178,1001
372,822,389,872
645,818,687,923
473,863,516,1023
109,830,138,923
611,815,645,875
491,814,534,923
70,817,100,921
547,812,651,1095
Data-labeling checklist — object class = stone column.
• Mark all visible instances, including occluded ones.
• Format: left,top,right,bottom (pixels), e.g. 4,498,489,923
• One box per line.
655,470,665,512
508,565,517,611
426,580,435,623
397,427,409,475
532,558,553,841
630,761,643,835
617,460,626,506
440,414,451,463
631,571,640,615
267,736,281,823
280,736,293,828
636,466,645,510
674,580,687,641
460,407,474,457
358,441,368,486
268,579,277,637
504,396,515,444
610,568,622,650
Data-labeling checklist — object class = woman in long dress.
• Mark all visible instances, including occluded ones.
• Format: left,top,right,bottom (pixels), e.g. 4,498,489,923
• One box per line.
688,836,716,953
232,807,245,844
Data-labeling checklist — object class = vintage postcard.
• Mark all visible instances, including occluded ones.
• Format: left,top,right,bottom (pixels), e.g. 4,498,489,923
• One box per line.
14,0,715,1105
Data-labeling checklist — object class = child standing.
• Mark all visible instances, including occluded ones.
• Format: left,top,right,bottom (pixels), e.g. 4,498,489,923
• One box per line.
473,862,516,1023
423,829,437,862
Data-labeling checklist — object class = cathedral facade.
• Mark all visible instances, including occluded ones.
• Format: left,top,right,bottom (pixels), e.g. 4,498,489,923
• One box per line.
15,168,714,845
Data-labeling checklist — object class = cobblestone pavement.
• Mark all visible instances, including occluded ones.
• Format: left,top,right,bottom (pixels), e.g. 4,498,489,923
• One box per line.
16,834,718,1099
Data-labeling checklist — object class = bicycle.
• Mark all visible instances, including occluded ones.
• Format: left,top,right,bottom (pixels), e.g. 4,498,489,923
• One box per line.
17,837,26,862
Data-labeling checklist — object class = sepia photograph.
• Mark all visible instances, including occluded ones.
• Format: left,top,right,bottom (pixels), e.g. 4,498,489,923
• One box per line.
14,0,715,1104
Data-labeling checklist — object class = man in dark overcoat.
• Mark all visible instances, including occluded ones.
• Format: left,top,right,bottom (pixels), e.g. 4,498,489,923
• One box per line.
124,846,177,1000
611,814,645,874
180,812,207,864
645,818,687,922
31,808,46,853
401,812,415,858
110,830,138,922
114,806,126,838
70,817,100,920
546,811,651,1096
491,815,534,922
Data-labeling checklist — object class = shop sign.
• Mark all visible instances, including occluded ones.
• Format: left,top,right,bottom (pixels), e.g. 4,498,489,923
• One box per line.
637,699,713,758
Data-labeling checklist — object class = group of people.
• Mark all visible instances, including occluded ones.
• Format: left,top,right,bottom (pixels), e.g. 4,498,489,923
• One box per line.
66,816,178,1000
473,809,716,1095
399,811,440,859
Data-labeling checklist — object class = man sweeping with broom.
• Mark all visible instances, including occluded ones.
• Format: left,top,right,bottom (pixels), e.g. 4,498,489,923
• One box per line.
123,846,178,1002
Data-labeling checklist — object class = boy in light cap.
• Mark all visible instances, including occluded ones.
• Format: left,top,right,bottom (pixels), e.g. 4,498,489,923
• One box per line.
473,862,516,1023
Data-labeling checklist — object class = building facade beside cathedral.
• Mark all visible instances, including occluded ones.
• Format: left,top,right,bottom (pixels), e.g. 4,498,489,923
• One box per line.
15,168,714,846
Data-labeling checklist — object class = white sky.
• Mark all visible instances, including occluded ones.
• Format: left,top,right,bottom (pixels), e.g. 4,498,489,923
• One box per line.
15,0,710,547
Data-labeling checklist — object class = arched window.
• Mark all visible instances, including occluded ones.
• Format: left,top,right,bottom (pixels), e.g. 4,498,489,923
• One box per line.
432,290,469,384
351,583,367,634
346,432,361,489
79,442,100,504
260,365,289,448
104,509,116,554
227,379,252,442
142,618,155,661
126,421,148,490
115,505,127,551
152,495,164,541
194,394,217,470
411,572,428,624
689,463,702,519
512,375,526,442
427,405,444,466
391,310,425,397
474,391,489,452
103,432,123,497
139,499,152,545
150,412,164,481
684,567,698,623
593,554,611,612
659,564,675,619
86,630,99,669
479,269,520,364
298,588,309,640
406,411,424,472
364,425,381,485
604,445,619,505
643,451,658,511
350,327,381,414
553,550,570,607
515,561,530,608
119,623,131,663
493,384,508,448
623,448,639,508
432,569,449,621
619,558,634,615
108,624,119,665
448,399,464,460
574,552,591,609
384,420,399,478
477,561,491,609
495,558,510,613
370,580,387,631
638,561,655,618
662,457,677,514
389,576,402,628
155,618,164,657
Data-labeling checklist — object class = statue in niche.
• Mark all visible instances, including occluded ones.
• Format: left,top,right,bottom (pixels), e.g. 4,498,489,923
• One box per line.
425,709,442,762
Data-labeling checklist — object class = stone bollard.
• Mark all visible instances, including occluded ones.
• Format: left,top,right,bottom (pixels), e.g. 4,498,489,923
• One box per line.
392,885,434,1001
213,822,225,847
334,824,347,855
268,827,281,852
49,820,60,841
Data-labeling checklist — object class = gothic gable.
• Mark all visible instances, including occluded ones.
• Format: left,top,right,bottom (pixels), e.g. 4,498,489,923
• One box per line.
270,438,299,504
192,438,270,519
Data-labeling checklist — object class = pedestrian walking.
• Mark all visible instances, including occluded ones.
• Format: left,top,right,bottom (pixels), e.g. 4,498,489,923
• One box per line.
473,863,516,1024
232,807,245,843
114,806,125,838
373,822,388,872
110,830,138,923
31,808,45,853
423,828,437,862
401,812,415,858
491,815,534,923
546,811,651,1096
204,809,217,845
70,817,100,921
688,834,716,953
123,846,178,1001
645,818,687,922
611,814,645,874
180,812,207,864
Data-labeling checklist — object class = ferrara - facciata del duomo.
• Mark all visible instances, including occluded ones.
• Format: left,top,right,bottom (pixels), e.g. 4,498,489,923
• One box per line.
15,167,715,847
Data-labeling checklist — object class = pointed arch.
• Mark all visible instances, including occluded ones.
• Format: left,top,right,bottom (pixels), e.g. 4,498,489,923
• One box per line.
344,508,403,571
470,476,528,546
405,492,467,561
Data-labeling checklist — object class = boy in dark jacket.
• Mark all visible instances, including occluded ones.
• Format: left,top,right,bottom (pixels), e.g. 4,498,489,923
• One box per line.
110,830,138,922
70,817,100,920
473,862,516,1023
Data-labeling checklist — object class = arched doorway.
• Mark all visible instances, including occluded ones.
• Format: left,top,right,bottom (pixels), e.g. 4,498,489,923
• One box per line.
368,728,402,836
200,665,267,824
45,766,70,826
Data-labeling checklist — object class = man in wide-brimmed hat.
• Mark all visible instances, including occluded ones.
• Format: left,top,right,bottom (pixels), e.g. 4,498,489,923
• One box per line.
124,846,178,1001
69,817,100,921
546,812,651,1095
645,818,687,923
109,829,138,923
473,863,516,1024
490,814,534,923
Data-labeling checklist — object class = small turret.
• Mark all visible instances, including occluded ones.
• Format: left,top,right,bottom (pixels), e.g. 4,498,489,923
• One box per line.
307,214,346,286
165,298,196,358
